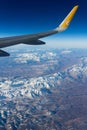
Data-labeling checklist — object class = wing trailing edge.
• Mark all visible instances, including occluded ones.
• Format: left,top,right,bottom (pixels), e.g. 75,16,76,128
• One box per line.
23,40,46,45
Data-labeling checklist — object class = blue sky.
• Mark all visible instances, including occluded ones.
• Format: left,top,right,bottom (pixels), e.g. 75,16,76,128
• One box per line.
0,0,86,48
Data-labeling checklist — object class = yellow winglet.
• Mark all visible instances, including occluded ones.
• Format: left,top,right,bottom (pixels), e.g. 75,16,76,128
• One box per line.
58,5,79,31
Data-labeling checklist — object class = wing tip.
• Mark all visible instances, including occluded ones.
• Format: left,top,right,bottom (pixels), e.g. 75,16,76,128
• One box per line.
74,5,79,7
55,5,79,32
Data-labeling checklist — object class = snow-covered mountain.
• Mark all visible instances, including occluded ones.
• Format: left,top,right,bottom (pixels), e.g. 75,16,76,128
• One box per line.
0,56,87,100
0,48,87,130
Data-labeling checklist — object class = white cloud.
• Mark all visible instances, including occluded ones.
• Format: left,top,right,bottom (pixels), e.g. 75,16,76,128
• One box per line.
14,53,40,63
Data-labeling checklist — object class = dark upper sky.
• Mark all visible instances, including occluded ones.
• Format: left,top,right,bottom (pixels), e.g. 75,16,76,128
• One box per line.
0,0,86,48
0,0,85,34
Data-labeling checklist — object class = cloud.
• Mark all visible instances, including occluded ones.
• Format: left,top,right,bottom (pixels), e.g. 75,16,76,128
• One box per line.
14,51,56,64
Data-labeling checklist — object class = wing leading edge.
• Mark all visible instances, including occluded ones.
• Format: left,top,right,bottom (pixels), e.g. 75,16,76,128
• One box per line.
0,5,79,56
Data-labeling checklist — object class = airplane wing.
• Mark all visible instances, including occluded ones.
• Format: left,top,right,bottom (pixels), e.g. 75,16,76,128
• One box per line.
0,5,79,56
